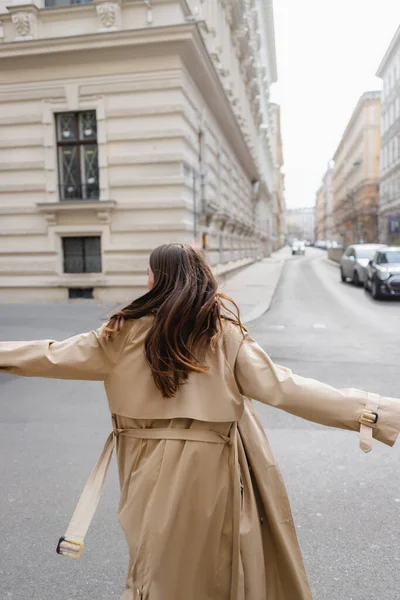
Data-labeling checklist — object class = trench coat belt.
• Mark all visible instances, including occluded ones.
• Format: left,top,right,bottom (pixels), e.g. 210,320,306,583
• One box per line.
57,419,241,600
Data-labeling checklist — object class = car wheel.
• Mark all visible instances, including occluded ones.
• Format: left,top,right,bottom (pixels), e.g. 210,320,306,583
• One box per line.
340,268,346,282
371,280,381,300
352,271,360,287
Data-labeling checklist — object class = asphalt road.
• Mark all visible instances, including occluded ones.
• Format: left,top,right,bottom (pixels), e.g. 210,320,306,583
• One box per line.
0,249,399,599
249,248,400,600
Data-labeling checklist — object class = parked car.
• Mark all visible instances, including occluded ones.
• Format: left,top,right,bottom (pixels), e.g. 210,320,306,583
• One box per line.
340,244,386,286
291,240,306,255
364,247,400,299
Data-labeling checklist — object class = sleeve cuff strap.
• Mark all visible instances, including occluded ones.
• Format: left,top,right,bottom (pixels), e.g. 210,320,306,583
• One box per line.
357,395,380,453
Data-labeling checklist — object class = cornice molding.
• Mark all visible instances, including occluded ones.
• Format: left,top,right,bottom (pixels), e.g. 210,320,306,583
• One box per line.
333,91,381,161
0,22,195,59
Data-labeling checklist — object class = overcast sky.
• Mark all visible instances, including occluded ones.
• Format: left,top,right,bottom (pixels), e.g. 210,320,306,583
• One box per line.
270,0,400,209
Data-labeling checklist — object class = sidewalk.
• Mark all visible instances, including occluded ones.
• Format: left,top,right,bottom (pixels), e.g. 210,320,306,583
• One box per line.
324,256,340,268
218,246,290,324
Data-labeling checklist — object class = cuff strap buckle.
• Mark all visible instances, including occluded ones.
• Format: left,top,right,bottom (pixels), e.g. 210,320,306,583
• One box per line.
56,536,84,559
358,409,378,427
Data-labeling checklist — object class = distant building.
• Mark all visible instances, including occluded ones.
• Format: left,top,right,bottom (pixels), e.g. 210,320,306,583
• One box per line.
323,163,335,241
315,185,325,241
377,26,400,245
286,207,315,243
332,91,381,246
270,104,286,250
314,161,334,243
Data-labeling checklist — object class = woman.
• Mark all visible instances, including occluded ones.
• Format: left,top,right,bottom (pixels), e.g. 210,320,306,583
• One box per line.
1,243,400,600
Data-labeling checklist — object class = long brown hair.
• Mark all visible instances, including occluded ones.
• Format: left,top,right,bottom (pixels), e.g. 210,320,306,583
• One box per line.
103,243,244,398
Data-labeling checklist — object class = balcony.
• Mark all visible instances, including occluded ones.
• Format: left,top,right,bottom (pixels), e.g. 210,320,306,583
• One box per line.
59,183,100,201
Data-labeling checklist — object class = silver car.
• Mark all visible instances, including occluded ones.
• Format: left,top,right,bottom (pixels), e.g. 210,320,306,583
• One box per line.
340,244,387,286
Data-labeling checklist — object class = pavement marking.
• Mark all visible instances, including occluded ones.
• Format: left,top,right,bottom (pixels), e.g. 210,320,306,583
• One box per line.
266,324,330,330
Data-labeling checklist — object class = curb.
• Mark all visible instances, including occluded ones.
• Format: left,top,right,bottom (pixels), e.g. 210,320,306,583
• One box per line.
324,257,340,269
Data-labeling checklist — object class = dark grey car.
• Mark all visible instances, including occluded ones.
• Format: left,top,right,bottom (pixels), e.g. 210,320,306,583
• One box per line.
364,247,400,299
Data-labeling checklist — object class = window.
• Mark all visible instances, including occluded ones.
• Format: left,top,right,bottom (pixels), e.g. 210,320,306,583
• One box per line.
62,236,102,273
46,0,92,7
355,247,379,260
68,288,94,299
56,111,99,200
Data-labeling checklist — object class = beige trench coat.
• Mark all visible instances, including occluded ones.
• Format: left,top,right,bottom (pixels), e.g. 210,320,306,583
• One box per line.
1,315,400,600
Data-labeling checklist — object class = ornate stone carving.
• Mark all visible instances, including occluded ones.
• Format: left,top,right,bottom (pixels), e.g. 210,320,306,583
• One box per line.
12,12,34,39
96,2,121,30
217,66,229,78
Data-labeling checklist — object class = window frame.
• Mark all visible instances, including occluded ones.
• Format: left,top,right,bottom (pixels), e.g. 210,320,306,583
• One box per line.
55,110,99,202
62,235,102,274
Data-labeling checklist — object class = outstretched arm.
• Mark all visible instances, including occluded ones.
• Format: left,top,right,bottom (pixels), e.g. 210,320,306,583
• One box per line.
0,324,134,382
235,333,400,452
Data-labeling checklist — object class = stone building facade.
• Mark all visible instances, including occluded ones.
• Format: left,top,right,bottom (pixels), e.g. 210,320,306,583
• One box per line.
285,207,315,243
332,91,381,246
314,161,334,243
315,185,325,242
0,0,279,302
377,25,400,246
270,102,285,250
322,163,334,242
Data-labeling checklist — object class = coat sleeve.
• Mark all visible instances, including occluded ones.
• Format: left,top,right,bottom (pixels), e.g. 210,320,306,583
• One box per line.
0,324,134,381
234,333,400,453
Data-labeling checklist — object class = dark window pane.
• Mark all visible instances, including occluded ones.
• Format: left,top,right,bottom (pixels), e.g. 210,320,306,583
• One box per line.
83,237,102,272
46,0,92,7
56,113,78,143
81,144,99,199
59,145,81,199
63,237,84,273
79,111,97,141
68,288,94,299
63,236,102,273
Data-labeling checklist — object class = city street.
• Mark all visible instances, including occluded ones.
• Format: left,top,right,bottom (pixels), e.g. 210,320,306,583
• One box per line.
1,247,400,599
